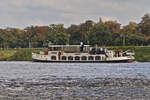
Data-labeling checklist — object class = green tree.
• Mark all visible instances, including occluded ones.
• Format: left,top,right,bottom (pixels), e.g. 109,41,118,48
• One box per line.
67,24,80,44
24,26,37,48
68,20,94,44
104,21,121,45
88,23,112,46
121,22,145,46
46,24,70,45
139,13,150,36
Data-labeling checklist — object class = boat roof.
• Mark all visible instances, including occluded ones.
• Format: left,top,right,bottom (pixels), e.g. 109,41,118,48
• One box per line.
48,45,90,48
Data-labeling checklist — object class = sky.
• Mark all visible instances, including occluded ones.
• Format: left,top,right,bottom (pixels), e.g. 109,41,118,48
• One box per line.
0,0,150,28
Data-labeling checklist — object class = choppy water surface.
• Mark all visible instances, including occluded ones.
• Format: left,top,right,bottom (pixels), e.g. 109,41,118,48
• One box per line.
0,62,150,100
0,62,149,80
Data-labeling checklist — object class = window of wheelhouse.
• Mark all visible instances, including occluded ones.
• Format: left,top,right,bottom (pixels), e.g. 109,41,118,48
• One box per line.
68,56,73,60
88,56,94,60
95,56,101,60
75,56,80,60
81,56,87,60
62,56,67,60
51,56,56,60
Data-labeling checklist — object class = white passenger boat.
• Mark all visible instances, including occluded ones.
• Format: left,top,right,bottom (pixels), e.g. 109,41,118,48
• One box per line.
32,44,135,63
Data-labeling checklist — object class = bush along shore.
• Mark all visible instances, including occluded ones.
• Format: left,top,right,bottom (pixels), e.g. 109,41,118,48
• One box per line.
0,46,150,62
0,48,46,61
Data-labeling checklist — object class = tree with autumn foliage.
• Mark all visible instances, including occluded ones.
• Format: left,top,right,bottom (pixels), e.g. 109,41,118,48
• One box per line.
104,21,121,46
0,14,150,48
121,22,145,46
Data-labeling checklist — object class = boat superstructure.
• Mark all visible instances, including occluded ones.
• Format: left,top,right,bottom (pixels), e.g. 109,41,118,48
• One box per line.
32,44,135,63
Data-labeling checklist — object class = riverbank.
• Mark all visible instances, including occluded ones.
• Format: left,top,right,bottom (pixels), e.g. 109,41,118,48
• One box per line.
0,48,46,61
0,46,150,62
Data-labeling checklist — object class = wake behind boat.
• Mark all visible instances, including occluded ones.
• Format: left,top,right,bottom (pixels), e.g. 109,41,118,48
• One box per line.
32,43,135,63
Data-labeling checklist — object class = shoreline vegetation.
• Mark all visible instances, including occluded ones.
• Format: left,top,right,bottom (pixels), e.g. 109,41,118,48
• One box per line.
0,14,150,62
0,14,150,50
0,46,150,62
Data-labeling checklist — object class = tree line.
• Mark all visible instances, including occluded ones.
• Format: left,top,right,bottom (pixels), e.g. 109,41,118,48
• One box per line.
0,13,150,49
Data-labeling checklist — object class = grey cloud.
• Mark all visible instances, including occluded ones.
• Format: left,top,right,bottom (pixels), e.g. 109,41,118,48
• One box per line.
0,0,149,28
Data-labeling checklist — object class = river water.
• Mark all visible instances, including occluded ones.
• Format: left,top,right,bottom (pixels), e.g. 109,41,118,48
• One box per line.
0,62,149,80
0,62,150,100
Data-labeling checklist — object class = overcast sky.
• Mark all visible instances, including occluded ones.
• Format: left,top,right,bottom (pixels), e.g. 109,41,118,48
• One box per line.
0,0,149,28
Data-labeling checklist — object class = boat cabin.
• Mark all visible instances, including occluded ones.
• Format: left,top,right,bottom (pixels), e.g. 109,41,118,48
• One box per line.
32,44,135,63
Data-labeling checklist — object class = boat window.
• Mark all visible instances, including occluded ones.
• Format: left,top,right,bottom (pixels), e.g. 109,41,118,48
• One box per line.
51,56,56,60
95,56,101,60
62,56,67,60
88,56,94,60
75,56,80,60
81,56,87,60
68,56,73,60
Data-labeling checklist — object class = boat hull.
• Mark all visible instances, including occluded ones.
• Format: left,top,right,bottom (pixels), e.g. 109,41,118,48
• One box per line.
32,59,134,63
